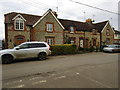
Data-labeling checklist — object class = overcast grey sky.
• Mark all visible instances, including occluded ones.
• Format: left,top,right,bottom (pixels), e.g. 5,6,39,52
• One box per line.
0,0,119,40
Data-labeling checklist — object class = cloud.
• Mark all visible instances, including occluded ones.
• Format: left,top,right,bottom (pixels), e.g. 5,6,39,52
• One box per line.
0,0,119,39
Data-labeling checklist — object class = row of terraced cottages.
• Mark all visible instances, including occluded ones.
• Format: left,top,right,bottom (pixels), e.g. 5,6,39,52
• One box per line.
4,9,116,49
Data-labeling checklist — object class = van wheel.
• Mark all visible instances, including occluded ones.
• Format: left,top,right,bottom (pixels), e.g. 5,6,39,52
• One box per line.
2,55,13,64
38,53,47,60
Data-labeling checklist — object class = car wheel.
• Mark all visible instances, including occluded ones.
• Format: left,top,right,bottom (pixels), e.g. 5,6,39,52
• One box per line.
2,55,13,64
38,52,47,60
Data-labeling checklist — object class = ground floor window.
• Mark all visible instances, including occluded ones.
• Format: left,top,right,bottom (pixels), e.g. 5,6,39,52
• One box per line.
79,39,84,48
70,37,76,44
106,38,110,44
46,37,55,45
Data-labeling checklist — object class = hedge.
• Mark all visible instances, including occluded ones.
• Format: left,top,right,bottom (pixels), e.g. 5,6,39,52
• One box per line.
50,44,78,55
79,47,99,52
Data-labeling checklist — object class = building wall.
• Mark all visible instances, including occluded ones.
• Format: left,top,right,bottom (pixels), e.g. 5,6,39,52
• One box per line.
64,31,84,46
7,24,30,48
114,34,120,43
114,34,120,39
85,31,100,48
65,30,100,48
34,12,64,45
101,23,114,45
5,12,114,49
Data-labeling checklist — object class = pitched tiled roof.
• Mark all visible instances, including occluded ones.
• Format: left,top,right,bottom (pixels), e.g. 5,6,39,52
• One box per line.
5,12,41,26
114,30,120,34
5,12,108,32
58,19,94,32
94,21,108,32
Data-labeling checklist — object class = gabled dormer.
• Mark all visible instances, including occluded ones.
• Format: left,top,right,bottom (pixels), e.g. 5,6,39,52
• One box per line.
92,29,97,35
69,26,75,33
12,14,26,30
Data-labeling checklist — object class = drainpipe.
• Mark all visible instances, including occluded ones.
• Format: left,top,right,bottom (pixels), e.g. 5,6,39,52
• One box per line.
84,30,86,48
100,32,102,51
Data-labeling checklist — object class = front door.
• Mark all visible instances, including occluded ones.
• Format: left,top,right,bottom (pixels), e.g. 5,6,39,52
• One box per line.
80,39,84,48
93,39,96,46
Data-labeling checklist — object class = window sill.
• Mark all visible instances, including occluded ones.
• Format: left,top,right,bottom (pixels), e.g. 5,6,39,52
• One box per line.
15,29,24,31
46,31,54,33
70,32,74,34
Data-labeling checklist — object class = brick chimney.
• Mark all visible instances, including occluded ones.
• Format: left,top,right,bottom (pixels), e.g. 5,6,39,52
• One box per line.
86,19,94,24
52,11,58,17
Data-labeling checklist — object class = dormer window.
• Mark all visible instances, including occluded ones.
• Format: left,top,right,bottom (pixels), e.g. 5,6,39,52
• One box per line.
15,17,24,30
70,26,75,33
12,14,26,30
92,29,97,35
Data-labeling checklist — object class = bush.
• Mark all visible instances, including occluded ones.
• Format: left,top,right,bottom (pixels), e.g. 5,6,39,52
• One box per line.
79,47,84,51
78,47,95,52
50,44,78,55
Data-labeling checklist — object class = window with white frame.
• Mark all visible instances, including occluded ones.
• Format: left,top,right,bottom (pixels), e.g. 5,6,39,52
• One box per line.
46,24,53,32
70,26,74,33
80,39,84,48
15,17,24,30
46,38,54,45
70,38,75,44
70,40,74,44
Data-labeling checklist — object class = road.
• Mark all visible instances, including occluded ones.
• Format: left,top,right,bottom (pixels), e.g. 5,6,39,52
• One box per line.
2,52,119,88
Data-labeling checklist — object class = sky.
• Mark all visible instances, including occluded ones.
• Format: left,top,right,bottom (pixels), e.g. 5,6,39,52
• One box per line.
0,0,119,40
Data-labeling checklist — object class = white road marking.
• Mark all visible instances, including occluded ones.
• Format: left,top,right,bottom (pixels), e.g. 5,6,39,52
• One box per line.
6,80,23,85
53,75,66,80
10,84,25,88
76,72,80,75
32,80,47,85
29,77,42,80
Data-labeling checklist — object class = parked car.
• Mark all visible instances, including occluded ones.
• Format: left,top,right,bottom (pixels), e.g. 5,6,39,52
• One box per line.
0,42,51,64
103,44,120,53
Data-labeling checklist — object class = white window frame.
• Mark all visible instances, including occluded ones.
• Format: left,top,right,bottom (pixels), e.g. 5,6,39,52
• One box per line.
46,24,53,32
70,40,74,44
15,18,24,30
47,38,54,45
70,26,74,33
80,39,84,48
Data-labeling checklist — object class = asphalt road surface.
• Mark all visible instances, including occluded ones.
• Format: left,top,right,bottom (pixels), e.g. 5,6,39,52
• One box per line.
2,52,119,88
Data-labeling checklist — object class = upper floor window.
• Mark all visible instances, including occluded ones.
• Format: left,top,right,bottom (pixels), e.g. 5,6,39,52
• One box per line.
15,18,24,30
92,29,97,35
106,29,110,36
70,26,75,33
46,23,53,32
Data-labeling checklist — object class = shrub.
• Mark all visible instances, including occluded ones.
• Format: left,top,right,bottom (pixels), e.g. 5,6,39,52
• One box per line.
79,47,84,51
89,46,94,52
50,44,78,55
78,47,95,52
